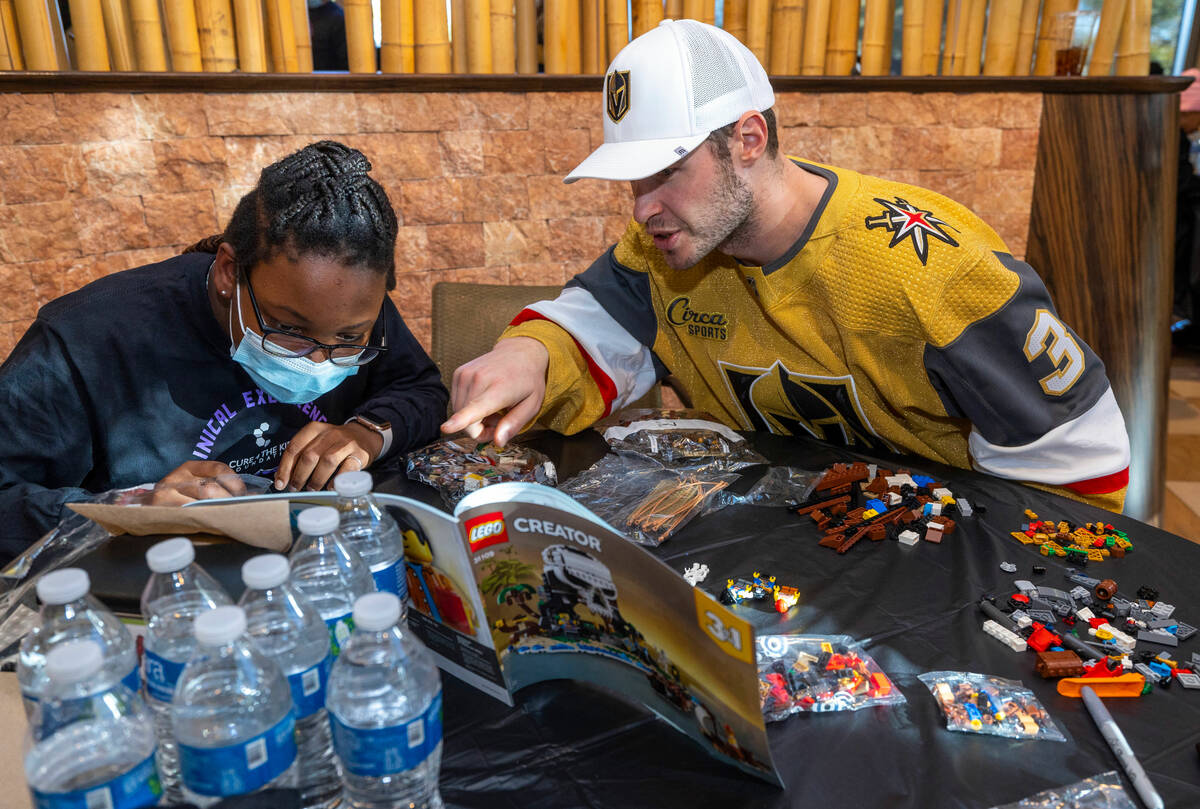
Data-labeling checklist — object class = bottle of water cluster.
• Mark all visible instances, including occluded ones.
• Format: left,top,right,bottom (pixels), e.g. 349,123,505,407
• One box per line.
334,471,408,600
173,605,298,807
24,639,162,809
327,592,444,809
140,537,232,804
239,554,339,809
289,506,375,657
18,568,140,716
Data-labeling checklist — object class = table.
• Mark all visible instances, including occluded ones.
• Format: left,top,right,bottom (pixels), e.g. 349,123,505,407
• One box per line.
78,431,1200,809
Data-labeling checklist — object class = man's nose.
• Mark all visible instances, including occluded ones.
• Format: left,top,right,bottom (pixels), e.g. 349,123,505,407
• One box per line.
631,179,661,224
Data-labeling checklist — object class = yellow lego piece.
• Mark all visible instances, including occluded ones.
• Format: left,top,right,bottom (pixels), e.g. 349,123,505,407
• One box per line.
1057,521,1070,534
1087,549,1104,561
1012,531,1038,545
1115,537,1132,549
1024,509,1039,520
862,509,879,520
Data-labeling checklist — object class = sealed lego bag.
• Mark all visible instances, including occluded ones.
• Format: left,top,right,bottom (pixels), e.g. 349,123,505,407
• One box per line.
918,671,1066,742
406,437,557,506
755,634,905,720
987,771,1136,809
597,408,768,471
707,465,822,511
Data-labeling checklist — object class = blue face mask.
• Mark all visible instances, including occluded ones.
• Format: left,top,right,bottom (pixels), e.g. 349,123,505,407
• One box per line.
228,283,358,405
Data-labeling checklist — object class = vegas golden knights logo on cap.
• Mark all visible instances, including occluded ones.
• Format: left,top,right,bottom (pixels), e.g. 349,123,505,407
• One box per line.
606,70,630,123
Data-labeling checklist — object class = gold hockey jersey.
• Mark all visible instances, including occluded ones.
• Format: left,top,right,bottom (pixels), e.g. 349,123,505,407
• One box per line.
504,160,1130,510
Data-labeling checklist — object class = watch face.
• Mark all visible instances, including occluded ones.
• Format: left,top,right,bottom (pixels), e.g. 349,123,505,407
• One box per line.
355,415,389,432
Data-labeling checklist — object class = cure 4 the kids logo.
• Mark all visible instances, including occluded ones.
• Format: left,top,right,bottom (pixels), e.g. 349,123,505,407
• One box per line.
465,511,509,553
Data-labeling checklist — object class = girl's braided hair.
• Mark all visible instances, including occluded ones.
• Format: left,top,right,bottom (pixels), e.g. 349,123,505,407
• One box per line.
184,140,398,290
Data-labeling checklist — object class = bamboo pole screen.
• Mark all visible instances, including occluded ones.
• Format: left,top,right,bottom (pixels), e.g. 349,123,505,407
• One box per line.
745,0,770,66
632,0,662,38
801,0,829,76
13,0,59,69
1014,0,1039,75
1089,0,1128,76
962,0,986,76
162,0,202,71
195,0,237,71
861,0,891,76
415,0,450,72
983,0,1022,76
921,0,942,74
47,0,68,68
230,0,266,72
465,0,490,73
605,0,627,61
901,0,923,76
343,0,375,72
682,0,704,20
723,0,746,44
264,0,299,72
67,0,109,71
129,0,166,70
769,0,804,77
450,0,466,72
825,0,857,75
1034,0,1077,76
544,0,580,74
491,0,515,73
581,0,601,73
381,0,415,73
0,0,22,69
1115,0,1150,76
290,0,311,71
516,0,536,71
99,0,133,69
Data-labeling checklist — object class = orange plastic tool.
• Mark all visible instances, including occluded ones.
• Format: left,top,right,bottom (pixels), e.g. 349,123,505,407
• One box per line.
1056,673,1146,698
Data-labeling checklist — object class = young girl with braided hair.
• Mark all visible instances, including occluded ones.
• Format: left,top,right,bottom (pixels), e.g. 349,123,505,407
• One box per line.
0,141,447,553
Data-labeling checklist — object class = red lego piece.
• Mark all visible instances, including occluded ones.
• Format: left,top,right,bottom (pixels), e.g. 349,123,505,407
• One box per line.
1026,624,1061,653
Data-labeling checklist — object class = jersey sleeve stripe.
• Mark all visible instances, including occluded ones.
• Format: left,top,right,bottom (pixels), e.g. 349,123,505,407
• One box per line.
509,308,619,417
1064,467,1130,496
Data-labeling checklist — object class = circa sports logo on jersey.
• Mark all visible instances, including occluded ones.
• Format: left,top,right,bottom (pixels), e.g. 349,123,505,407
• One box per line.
865,197,959,265
606,70,630,123
667,296,728,341
720,360,892,453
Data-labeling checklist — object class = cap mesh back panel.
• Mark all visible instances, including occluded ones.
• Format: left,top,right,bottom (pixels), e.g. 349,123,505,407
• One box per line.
679,22,745,108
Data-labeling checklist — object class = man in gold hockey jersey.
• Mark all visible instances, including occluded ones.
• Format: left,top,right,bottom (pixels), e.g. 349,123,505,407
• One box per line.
443,19,1131,511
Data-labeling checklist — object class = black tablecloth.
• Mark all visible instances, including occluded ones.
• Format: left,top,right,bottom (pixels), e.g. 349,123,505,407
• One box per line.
79,431,1200,808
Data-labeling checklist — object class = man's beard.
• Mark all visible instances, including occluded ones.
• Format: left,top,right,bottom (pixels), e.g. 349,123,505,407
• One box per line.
654,160,755,270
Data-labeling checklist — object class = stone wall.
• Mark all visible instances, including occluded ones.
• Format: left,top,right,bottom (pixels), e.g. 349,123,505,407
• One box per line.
0,89,1041,360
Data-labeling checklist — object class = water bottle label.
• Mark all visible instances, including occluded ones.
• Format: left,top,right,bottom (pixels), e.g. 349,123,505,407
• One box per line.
141,650,185,703
120,664,140,694
325,613,355,657
370,560,399,597
31,751,162,809
178,713,297,797
287,655,331,718
330,691,443,777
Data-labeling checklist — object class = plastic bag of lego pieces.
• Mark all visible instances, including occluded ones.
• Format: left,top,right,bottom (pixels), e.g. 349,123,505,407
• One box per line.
755,634,905,720
598,408,768,471
708,465,822,511
406,437,557,506
987,771,1136,809
918,671,1066,742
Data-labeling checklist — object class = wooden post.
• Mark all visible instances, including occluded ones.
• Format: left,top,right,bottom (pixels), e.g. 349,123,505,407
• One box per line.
801,0,828,75
230,0,267,71
769,0,803,76
983,0,1022,75
343,0,375,72
963,0,985,76
921,0,942,74
824,0,857,75
861,0,892,75
581,0,601,72
745,0,769,65
633,0,662,38
381,0,415,72
68,0,110,70
723,0,746,42
290,0,312,71
516,0,536,71
1114,0,1150,76
900,0,923,75
491,0,515,72
415,0,451,71
0,0,19,68
265,0,299,71
163,0,202,71
1014,0,1039,75
605,0,627,60
128,0,167,70
1034,0,1076,76
195,0,237,71
13,0,59,69
99,0,134,69
1088,0,1126,76
543,0,580,74
450,0,466,71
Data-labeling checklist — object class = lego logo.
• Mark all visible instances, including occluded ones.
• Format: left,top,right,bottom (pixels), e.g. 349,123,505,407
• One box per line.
465,511,509,552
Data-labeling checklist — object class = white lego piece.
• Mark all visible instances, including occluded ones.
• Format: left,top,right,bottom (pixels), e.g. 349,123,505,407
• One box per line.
1009,609,1033,629
932,487,953,501
898,530,920,547
1076,607,1096,621
867,463,877,482
983,619,1028,652
682,563,709,587
1000,562,1017,573
886,492,902,506
927,521,945,532
927,503,943,516
1014,580,1038,596
886,474,915,489
957,498,973,517
1089,622,1136,653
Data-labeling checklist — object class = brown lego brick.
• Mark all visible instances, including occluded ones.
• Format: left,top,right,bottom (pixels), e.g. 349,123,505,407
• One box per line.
793,495,851,516
1034,650,1083,678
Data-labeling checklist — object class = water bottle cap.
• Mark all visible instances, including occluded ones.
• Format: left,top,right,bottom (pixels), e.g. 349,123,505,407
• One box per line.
45,639,104,684
146,537,195,573
333,470,374,497
241,554,290,590
36,568,90,604
353,592,401,631
194,605,247,646
297,506,340,536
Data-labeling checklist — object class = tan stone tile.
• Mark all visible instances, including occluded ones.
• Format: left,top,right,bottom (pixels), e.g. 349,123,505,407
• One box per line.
818,93,868,126
394,225,429,271
426,223,484,269
213,185,255,228
828,126,894,174
983,212,1031,259
73,196,151,254
54,93,151,141
438,130,483,177
26,256,70,302
81,140,157,197
948,94,1001,128
527,92,593,130
220,135,313,186
0,201,80,262
602,215,631,245
153,137,230,193
544,129,591,174
400,178,466,225
131,93,209,139
484,220,550,266
390,269,433,318
456,92,530,130
510,261,570,285
891,126,949,171
142,191,218,247
943,127,1002,169
204,93,294,136
342,133,442,182
773,91,822,127
1166,434,1200,478
974,169,1035,216
527,175,628,219
1000,128,1039,169
546,217,603,262
483,130,545,175
356,94,460,133
405,315,432,352
997,93,1043,129
865,92,940,126
0,263,37,320
918,170,977,210
780,126,831,164
0,95,64,144
460,175,531,222
433,266,509,287
0,144,88,203
0,320,17,362
1163,482,1200,542
275,93,360,135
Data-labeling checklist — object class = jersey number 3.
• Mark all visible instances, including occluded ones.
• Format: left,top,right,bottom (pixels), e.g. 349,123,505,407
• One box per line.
1023,309,1084,396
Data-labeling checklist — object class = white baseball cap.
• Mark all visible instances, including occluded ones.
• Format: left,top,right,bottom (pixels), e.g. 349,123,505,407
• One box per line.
565,19,775,184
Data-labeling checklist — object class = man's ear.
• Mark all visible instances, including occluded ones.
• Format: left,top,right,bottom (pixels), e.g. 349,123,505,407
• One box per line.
733,110,769,165
212,242,239,298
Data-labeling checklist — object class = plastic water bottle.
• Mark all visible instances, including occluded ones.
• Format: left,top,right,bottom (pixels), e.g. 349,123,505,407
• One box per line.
334,471,408,600
18,567,140,716
24,639,162,809
140,537,232,804
289,506,375,657
239,554,339,809
173,605,298,807
327,592,444,809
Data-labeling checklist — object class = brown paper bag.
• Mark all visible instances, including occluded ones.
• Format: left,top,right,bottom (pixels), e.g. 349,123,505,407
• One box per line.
67,500,293,551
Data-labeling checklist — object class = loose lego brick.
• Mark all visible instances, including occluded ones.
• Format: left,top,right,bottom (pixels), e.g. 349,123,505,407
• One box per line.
923,526,944,543
1032,565,1046,576
1035,650,1084,678
1137,630,1179,647
1010,609,1033,629
1094,579,1118,601
1000,562,1017,573
1028,610,1057,625
897,529,920,546
1174,622,1197,641
1146,618,1176,630
1133,663,1162,684
924,502,942,517
983,619,1027,652
793,494,852,516
957,497,973,517
1024,509,1039,520
1150,602,1176,619
1027,624,1061,652
1176,671,1200,689
1014,580,1037,595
